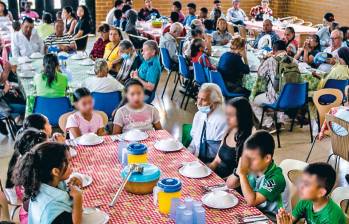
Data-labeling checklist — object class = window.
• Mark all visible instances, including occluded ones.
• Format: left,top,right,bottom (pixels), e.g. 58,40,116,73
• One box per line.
79,0,86,5
54,0,61,9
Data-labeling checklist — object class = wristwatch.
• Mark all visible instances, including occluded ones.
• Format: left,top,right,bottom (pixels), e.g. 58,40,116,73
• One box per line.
233,168,240,179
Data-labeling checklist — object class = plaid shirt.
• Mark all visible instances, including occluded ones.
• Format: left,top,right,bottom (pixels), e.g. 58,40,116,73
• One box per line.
90,37,110,59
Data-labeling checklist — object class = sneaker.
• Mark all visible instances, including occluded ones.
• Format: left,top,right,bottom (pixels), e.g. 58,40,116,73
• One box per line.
0,120,8,136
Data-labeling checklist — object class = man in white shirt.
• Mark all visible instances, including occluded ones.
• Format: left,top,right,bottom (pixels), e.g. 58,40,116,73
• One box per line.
11,17,44,57
83,58,124,93
318,29,344,72
159,23,183,64
188,83,227,163
226,0,248,26
106,0,124,25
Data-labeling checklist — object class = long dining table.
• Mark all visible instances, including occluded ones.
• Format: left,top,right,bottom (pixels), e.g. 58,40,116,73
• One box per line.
71,130,270,223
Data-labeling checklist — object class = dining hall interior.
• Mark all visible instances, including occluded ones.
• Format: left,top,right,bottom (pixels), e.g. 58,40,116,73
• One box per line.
0,0,349,223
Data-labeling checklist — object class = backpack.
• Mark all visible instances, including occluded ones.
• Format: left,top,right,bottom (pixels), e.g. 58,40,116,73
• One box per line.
273,55,302,92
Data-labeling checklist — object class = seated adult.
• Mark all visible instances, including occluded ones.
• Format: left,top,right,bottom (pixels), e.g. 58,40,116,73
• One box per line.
20,2,39,20
159,22,183,64
90,24,110,60
188,83,227,163
37,13,54,39
44,20,76,53
190,38,215,70
217,36,250,96
0,1,13,23
113,9,123,28
138,0,160,21
212,18,232,45
172,1,185,23
250,0,272,21
116,40,142,83
208,97,254,178
318,29,344,72
252,40,289,129
317,12,336,50
226,0,248,26
283,27,298,57
11,17,44,57
125,9,139,36
340,26,349,47
73,5,91,49
203,19,215,34
209,0,225,20
106,0,124,25
62,6,77,35
33,54,68,97
198,7,209,22
103,27,123,74
162,12,187,37
294,34,321,68
212,8,223,30
184,3,197,27
120,5,132,31
183,28,212,59
253,19,280,49
83,59,123,93
130,40,161,101
226,131,288,218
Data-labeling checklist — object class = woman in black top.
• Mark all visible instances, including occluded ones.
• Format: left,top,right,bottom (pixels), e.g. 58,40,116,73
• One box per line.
208,97,254,178
73,5,91,50
62,6,77,35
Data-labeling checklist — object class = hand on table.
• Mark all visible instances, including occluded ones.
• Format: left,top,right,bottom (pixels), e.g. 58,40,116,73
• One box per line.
52,132,65,143
130,70,139,79
276,208,293,224
69,184,83,200
237,154,250,176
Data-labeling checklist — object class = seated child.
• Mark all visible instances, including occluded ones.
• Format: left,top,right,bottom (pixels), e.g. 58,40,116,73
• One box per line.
226,131,288,218
66,88,106,139
20,113,65,143
190,38,216,70
12,142,83,223
113,79,162,134
5,128,48,224
276,162,346,224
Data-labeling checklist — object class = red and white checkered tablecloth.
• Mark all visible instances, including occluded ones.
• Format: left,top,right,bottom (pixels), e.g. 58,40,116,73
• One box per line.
71,130,267,223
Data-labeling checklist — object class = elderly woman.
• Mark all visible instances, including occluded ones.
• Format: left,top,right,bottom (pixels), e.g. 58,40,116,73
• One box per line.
116,40,142,83
83,58,124,93
212,18,232,46
294,34,321,68
188,83,227,163
283,27,298,57
90,24,110,60
130,40,161,101
104,27,123,74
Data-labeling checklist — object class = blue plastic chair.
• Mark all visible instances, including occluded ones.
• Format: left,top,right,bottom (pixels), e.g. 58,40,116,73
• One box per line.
199,54,212,82
260,83,313,147
160,48,175,98
33,97,73,127
92,91,122,119
193,62,207,86
321,79,349,104
174,55,193,109
209,70,245,99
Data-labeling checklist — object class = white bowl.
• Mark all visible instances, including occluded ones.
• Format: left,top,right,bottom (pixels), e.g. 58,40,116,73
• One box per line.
69,147,77,157
154,139,183,152
179,161,212,178
82,208,109,224
30,52,44,59
202,190,239,209
121,129,149,142
69,172,93,188
77,133,103,146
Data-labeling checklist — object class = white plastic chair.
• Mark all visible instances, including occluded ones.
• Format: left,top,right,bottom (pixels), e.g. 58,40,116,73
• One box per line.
331,187,349,222
279,159,308,210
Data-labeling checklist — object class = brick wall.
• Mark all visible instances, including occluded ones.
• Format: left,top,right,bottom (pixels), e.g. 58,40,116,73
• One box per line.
95,0,349,31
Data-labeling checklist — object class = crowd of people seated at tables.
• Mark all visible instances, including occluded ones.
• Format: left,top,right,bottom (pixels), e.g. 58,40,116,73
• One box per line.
0,0,349,223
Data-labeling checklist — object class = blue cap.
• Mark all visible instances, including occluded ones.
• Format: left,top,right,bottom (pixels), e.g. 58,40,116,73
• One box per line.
127,143,147,155
121,163,161,183
157,178,182,193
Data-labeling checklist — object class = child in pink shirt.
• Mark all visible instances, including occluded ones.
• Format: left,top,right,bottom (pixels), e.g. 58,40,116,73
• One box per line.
66,88,105,139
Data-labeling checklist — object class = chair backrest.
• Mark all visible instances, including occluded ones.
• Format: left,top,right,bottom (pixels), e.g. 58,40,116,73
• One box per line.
276,83,308,109
209,70,230,97
326,114,349,161
302,22,313,27
279,159,308,210
145,82,159,104
160,48,172,71
313,88,343,127
178,40,185,55
178,55,190,79
324,79,349,96
91,91,122,119
293,19,304,24
193,62,207,85
331,187,349,222
59,110,108,134
33,97,72,127
199,54,211,82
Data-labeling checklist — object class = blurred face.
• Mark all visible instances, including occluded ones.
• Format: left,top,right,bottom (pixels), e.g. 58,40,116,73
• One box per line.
109,29,121,43
21,21,34,37
100,30,109,40
126,85,145,108
214,2,222,9
200,11,207,19
142,44,156,60
261,0,269,8
77,6,85,18
284,29,294,41
331,32,342,48
55,21,64,36
120,47,133,55
62,9,69,19
217,20,227,31
263,20,273,33
25,4,31,12
233,2,240,9
188,7,195,15
297,173,327,200
145,0,152,9
172,5,178,12
225,105,238,129
243,148,271,173
76,96,94,115
60,152,73,180
0,4,4,13
43,117,52,137
309,36,318,48
197,91,212,107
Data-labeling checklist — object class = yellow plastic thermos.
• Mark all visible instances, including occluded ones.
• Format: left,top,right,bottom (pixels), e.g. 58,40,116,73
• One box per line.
153,178,182,214
127,143,148,164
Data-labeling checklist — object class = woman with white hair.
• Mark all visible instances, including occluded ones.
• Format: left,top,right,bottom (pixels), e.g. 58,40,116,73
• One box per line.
83,58,124,93
188,83,227,163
